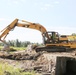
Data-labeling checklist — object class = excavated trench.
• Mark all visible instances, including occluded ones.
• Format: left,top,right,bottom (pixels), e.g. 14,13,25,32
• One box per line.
55,57,76,75
65,59,76,75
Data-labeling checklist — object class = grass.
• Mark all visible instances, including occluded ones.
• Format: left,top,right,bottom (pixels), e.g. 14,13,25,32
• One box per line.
0,62,20,75
0,62,37,75
0,46,3,50
0,46,26,51
0,46,27,54
10,46,26,51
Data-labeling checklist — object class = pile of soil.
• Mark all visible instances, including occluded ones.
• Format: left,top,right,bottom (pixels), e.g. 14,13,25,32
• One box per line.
0,51,42,60
0,50,56,75
0,47,76,75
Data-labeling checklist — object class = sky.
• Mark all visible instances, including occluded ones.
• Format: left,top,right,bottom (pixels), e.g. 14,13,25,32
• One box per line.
0,0,76,43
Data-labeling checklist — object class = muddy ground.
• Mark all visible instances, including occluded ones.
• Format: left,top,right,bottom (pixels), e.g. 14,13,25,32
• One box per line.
0,48,76,75
0,50,54,75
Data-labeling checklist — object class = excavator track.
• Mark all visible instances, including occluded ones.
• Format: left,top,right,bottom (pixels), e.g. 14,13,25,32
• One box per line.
35,46,73,52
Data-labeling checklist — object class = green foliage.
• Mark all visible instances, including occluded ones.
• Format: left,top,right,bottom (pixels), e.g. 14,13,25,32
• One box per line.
72,33,76,36
1,40,42,47
8,39,31,47
10,46,26,51
0,39,42,51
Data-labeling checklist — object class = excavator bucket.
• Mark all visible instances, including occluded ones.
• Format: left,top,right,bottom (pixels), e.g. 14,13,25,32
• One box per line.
1,44,10,51
0,40,10,51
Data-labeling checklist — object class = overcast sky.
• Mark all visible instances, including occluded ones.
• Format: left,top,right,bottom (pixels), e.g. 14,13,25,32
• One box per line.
0,0,76,43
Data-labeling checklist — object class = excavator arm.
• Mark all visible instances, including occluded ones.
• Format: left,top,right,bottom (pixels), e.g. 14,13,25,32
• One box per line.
0,19,18,41
0,19,49,44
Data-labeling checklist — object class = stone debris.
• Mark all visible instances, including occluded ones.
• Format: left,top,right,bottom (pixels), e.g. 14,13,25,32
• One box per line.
0,50,56,74
0,48,76,75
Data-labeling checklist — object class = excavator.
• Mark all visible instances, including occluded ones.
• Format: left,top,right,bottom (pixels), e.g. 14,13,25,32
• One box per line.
0,18,76,52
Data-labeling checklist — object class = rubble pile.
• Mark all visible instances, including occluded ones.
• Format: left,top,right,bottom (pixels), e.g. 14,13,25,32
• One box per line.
0,50,56,75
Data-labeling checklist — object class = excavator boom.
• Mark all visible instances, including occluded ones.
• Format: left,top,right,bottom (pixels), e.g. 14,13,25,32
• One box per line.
0,19,49,44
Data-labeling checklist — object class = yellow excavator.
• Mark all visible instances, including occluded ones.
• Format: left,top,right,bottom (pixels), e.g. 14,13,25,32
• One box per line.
0,18,76,52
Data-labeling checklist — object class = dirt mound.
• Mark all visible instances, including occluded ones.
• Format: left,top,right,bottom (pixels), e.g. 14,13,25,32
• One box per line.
0,46,76,75
0,50,56,75
0,50,42,60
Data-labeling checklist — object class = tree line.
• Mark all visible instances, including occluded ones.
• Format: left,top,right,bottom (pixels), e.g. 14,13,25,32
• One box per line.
0,39,40,47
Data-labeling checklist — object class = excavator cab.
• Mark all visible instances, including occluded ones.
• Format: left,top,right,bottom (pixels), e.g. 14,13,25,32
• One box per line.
43,31,59,44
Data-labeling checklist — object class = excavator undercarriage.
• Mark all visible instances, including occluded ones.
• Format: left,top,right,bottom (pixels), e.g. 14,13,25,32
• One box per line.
35,45,76,52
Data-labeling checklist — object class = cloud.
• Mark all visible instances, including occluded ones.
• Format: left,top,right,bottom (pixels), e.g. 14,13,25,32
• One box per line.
7,0,26,5
47,26,76,35
13,0,26,4
41,7,47,10
40,3,51,10
40,1,60,11
13,0,19,4
0,18,12,22
45,4,51,7
0,18,6,21
54,1,60,4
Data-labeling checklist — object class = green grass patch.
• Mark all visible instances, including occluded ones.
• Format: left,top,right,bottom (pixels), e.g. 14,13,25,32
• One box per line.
0,62,37,75
0,46,27,51
0,46,3,50
10,46,26,51
0,62,20,75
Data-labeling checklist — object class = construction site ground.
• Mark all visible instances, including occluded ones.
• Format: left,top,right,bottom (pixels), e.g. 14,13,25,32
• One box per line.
0,47,76,75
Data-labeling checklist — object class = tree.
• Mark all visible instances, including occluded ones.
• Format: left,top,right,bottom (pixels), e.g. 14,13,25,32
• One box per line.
72,33,76,36
15,39,21,47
